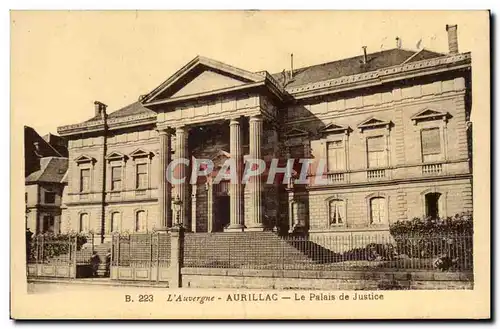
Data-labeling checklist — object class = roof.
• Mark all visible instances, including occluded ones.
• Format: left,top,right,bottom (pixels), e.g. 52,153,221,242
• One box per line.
85,101,156,123
26,157,68,184
272,48,445,88
79,48,445,124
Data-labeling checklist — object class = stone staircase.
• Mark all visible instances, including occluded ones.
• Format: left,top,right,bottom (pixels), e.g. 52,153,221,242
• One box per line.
183,231,335,269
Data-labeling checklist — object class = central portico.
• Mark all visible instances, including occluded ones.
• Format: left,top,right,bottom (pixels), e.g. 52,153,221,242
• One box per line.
141,56,286,232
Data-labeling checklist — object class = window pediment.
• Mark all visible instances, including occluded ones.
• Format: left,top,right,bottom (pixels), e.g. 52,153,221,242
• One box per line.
106,151,127,162
130,148,153,159
75,155,96,165
284,128,309,138
319,123,350,135
358,117,391,132
411,108,449,125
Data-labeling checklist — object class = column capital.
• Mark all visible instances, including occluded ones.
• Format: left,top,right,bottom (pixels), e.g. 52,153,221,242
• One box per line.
157,126,175,134
229,116,243,125
249,114,264,123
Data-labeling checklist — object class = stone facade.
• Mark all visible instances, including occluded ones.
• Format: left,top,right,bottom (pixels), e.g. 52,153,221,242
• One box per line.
57,25,472,241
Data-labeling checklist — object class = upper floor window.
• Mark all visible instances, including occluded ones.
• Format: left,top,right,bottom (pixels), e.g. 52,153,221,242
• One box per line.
327,140,345,171
111,166,122,191
421,128,441,162
367,136,387,168
80,168,90,192
328,199,345,226
44,192,56,204
136,163,148,189
369,197,386,225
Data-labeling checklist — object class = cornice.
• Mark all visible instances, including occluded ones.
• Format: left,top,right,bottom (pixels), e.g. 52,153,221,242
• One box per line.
58,113,157,136
288,52,471,99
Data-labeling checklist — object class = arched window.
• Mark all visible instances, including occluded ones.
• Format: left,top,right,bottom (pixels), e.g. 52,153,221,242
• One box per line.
369,197,386,224
425,192,441,219
135,211,147,232
79,213,90,233
110,212,121,233
328,199,345,226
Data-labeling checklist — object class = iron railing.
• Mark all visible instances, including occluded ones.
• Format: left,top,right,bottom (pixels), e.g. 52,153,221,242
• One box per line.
183,232,473,272
111,233,171,268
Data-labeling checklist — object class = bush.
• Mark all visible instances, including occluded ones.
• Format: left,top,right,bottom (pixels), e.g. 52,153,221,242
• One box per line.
342,243,396,261
389,212,473,269
32,233,89,262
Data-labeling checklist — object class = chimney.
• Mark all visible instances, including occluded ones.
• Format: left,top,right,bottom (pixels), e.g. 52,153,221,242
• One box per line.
395,37,401,49
446,24,458,54
362,46,368,64
94,101,107,119
290,53,294,79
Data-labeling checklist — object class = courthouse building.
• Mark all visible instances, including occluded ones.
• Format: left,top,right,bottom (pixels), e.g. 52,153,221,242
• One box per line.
57,25,472,241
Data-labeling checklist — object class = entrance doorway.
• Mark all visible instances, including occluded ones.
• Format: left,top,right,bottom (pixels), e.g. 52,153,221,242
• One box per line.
214,195,230,232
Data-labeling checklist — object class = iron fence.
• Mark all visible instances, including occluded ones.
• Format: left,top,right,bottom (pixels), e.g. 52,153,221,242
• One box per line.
111,233,171,268
183,232,473,272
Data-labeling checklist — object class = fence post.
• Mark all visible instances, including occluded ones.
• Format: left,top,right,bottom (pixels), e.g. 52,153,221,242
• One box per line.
169,225,184,288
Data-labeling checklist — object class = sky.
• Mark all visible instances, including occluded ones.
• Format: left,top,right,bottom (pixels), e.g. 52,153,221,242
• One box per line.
11,10,487,136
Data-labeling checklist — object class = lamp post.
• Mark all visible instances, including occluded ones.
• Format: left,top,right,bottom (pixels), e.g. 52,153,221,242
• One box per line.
173,194,183,226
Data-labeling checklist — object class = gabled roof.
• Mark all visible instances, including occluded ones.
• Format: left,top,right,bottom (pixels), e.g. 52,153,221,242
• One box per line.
85,101,156,123
142,56,266,104
26,157,68,184
273,48,445,88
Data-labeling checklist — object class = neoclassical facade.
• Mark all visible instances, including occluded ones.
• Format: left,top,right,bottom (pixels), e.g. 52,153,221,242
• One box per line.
58,25,472,241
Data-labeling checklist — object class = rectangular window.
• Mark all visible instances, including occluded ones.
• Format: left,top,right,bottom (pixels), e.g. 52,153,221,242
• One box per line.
80,168,90,192
421,128,441,162
367,136,387,168
329,200,345,226
370,197,386,224
42,215,55,233
111,166,122,191
136,163,148,189
44,192,56,204
327,140,345,171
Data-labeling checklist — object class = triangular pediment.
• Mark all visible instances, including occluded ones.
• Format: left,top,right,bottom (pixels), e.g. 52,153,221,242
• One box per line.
411,108,449,124
358,117,391,132
142,56,265,103
285,128,308,137
319,123,349,135
130,148,152,159
74,154,95,164
105,151,127,161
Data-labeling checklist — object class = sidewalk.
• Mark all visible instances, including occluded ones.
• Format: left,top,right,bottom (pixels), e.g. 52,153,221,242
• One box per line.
28,277,170,288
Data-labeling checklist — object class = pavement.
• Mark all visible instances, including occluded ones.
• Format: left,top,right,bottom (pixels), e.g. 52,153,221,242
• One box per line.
27,277,171,292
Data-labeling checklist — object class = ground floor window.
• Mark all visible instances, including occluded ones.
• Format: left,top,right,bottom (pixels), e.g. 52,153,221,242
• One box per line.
110,212,121,233
42,215,54,233
425,192,441,219
328,199,345,226
135,211,147,232
79,213,90,233
369,197,386,225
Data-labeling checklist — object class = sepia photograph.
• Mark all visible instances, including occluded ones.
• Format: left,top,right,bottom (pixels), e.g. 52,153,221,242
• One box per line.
10,10,490,319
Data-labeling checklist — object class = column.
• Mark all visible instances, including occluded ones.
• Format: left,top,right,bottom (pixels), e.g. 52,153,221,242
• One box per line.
246,115,264,230
175,126,188,227
226,118,244,231
206,181,213,232
191,185,197,232
158,129,173,229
